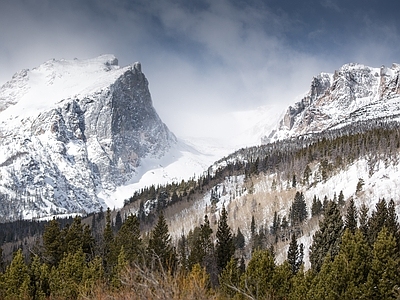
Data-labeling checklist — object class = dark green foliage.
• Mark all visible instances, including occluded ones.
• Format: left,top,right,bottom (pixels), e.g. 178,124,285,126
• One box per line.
42,218,63,267
338,190,345,206
250,214,256,237
309,229,371,299
290,191,307,226
147,213,176,271
368,198,388,245
241,249,275,299
102,208,115,275
115,214,143,264
287,233,303,275
1,249,30,299
216,205,235,274
344,197,358,234
364,227,400,299
359,203,369,238
114,211,122,232
234,227,245,249
311,195,322,217
309,200,344,272
188,215,214,270
219,257,242,298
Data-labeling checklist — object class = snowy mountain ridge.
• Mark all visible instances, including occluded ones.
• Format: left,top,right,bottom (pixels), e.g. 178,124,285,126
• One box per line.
266,63,400,142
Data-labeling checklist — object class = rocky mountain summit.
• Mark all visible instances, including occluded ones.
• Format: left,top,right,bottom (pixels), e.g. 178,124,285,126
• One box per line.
0,55,176,221
266,63,400,142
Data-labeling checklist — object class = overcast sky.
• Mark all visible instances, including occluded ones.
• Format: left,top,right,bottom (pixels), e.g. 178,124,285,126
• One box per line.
1,0,400,139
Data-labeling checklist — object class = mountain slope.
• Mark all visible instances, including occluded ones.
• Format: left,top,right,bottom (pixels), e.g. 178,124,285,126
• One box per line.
0,55,176,221
266,63,400,142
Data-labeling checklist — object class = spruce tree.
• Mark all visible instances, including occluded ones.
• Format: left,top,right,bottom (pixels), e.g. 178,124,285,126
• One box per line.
359,203,369,239
287,233,303,274
368,198,388,245
216,205,235,274
241,249,275,299
364,227,400,299
344,197,358,234
2,249,30,299
42,218,63,267
147,212,176,271
309,200,344,272
115,214,142,264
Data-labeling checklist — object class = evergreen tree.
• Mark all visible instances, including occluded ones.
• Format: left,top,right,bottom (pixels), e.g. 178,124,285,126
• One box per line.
309,200,344,272
359,203,369,239
364,227,400,299
114,211,122,232
386,199,400,251
344,197,358,234
250,215,256,237
115,214,142,264
1,249,30,299
311,195,322,217
338,190,345,206
216,205,235,274
63,216,94,257
241,249,275,299
147,212,176,271
287,233,303,274
219,257,241,298
29,255,50,300
368,198,388,245
42,218,63,267
234,227,245,249
290,192,307,226
188,215,213,270
103,208,115,276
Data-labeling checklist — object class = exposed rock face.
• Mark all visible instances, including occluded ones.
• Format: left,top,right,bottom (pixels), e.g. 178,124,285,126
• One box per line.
0,55,176,221
266,63,400,142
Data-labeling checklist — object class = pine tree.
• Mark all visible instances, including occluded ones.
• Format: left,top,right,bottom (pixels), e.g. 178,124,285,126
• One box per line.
311,195,322,217
241,249,275,299
115,214,142,264
147,212,176,271
103,208,115,276
344,197,358,234
359,203,369,239
219,257,241,298
364,227,400,299
287,233,303,274
309,200,344,272
338,190,345,206
42,218,63,267
234,227,245,249
368,198,388,245
29,255,50,299
188,215,214,270
216,205,235,274
250,215,256,237
2,249,30,299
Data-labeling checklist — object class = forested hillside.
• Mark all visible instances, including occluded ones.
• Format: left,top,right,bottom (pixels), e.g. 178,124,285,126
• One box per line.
0,121,399,299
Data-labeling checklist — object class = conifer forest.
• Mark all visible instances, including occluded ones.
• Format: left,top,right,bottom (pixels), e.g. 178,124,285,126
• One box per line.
0,122,400,299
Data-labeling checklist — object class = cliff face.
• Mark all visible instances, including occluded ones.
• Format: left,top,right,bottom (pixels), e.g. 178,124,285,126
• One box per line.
266,63,400,142
0,55,176,221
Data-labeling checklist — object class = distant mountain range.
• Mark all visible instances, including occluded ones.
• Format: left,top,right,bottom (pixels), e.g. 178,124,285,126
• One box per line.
0,55,399,221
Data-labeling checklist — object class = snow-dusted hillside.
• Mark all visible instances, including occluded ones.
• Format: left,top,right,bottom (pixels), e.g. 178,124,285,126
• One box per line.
266,63,400,142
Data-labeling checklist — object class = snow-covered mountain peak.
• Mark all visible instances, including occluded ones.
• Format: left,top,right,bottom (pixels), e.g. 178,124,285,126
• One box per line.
0,55,176,221
266,62,400,142
0,55,132,122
